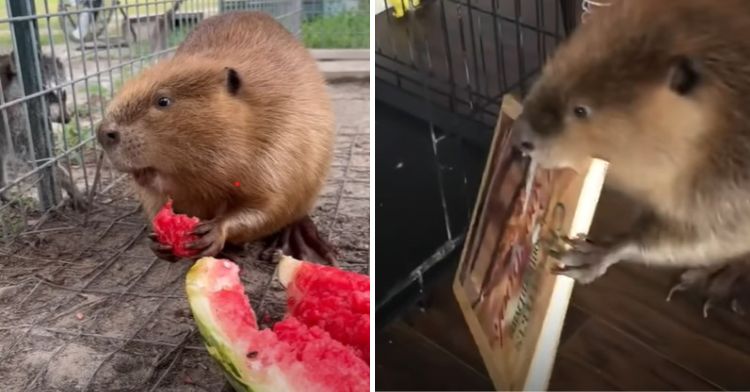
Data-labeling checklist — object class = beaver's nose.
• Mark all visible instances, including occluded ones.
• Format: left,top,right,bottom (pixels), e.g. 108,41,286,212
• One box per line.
520,140,535,152
512,116,535,153
96,122,120,148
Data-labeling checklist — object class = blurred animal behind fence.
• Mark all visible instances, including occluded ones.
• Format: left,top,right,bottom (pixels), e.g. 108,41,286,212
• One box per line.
0,51,86,210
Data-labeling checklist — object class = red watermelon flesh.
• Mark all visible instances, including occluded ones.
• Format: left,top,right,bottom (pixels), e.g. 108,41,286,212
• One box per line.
186,257,369,392
152,199,200,258
278,255,370,364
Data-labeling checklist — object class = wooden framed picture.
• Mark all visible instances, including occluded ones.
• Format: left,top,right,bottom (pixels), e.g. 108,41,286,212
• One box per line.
453,94,609,391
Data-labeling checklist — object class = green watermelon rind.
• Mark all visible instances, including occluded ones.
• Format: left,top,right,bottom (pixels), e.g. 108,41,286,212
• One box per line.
186,258,296,392
188,297,252,392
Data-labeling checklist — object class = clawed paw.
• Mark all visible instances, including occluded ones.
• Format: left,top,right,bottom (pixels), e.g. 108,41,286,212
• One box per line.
185,219,227,259
665,263,750,318
550,237,617,284
262,216,338,265
147,232,179,262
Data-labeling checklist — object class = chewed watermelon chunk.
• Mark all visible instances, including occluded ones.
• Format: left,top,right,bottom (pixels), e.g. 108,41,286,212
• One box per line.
152,199,200,258
278,255,370,364
186,257,369,392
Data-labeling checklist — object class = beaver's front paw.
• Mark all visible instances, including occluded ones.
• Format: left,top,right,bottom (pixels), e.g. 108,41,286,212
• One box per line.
147,232,180,262
551,238,624,284
186,219,227,259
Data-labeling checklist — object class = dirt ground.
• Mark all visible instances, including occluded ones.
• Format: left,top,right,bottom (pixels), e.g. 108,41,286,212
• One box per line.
0,81,370,392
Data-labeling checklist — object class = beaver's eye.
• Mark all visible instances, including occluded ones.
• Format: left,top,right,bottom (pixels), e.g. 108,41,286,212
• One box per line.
573,105,590,119
157,97,171,108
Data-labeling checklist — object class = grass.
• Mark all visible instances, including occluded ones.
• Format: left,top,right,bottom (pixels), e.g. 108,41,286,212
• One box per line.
112,65,133,90
302,11,368,49
0,0,65,47
56,115,98,165
58,122,90,153
86,81,109,97
167,24,190,47
0,1,364,49
0,195,38,237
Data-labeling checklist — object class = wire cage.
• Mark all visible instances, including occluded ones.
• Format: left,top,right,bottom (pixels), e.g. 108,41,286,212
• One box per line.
374,0,586,319
0,0,367,244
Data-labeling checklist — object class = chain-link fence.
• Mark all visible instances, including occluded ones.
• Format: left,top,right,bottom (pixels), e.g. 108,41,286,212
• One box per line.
0,0,367,244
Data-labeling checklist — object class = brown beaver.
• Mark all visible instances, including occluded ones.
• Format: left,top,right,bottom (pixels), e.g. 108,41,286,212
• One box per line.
97,12,336,264
515,0,750,315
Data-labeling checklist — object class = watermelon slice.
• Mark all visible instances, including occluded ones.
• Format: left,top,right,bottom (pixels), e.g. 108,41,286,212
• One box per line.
278,255,370,364
152,199,200,258
186,257,369,392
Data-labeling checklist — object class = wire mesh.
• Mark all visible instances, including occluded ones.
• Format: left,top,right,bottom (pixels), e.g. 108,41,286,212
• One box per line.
374,0,580,311
0,0,366,244
0,77,369,392
376,0,577,129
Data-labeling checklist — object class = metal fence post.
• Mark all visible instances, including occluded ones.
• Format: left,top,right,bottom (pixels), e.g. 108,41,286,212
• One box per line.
9,0,58,210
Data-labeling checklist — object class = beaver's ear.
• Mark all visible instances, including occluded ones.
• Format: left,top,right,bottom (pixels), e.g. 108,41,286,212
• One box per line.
0,53,16,90
225,67,241,95
55,57,65,73
8,50,18,76
5,51,17,76
668,56,700,96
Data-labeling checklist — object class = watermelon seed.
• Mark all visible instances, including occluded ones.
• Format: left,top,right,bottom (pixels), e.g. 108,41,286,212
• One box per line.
246,351,258,359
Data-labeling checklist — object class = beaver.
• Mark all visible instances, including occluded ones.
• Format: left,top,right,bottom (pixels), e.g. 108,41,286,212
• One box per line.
0,51,85,209
97,12,336,264
515,0,750,315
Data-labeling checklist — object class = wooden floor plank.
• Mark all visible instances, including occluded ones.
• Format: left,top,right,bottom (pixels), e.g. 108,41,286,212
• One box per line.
557,317,719,391
549,353,622,391
570,264,750,390
557,303,590,345
619,264,750,353
401,270,489,376
375,321,494,391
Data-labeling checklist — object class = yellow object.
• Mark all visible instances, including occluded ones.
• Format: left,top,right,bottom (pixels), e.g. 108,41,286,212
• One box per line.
388,0,420,18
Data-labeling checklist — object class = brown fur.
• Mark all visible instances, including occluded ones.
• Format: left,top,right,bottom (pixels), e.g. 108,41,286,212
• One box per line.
98,12,334,246
518,0,750,274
